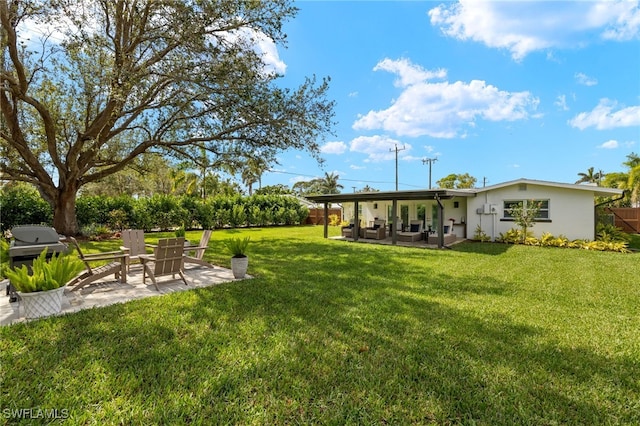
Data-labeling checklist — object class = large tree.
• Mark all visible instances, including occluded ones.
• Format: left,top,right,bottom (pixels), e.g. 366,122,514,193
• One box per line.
436,173,476,189
0,0,334,234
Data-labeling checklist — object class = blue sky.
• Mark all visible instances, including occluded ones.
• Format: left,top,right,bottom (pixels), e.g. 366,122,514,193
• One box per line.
260,0,640,191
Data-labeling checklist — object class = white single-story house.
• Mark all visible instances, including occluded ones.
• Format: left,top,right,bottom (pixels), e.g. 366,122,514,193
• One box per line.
306,178,624,247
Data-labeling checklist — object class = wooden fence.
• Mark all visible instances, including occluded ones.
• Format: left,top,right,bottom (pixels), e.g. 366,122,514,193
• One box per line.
606,207,640,233
305,208,342,225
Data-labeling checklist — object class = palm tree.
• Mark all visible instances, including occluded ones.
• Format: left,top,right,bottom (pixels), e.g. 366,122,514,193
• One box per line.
319,172,343,194
623,153,640,207
575,167,602,185
238,157,270,196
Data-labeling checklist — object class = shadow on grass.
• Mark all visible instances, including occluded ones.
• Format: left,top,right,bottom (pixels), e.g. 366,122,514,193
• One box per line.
451,240,513,255
1,237,638,424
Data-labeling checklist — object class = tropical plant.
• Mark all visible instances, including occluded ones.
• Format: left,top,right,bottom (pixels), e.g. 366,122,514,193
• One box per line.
0,239,9,279
318,172,344,194
4,249,85,293
473,225,490,242
328,214,342,226
575,166,602,184
222,237,250,258
507,200,541,243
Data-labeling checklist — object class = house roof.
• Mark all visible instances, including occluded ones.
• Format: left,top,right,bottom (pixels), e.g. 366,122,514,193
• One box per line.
305,178,624,204
475,178,624,197
305,188,476,204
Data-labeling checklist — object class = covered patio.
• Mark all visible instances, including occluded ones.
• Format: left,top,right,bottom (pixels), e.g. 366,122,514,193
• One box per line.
306,189,475,248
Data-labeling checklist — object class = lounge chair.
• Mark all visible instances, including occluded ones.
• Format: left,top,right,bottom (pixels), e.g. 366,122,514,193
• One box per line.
397,220,423,242
65,237,128,291
120,229,150,271
341,220,363,238
184,230,215,268
140,237,188,291
364,219,386,240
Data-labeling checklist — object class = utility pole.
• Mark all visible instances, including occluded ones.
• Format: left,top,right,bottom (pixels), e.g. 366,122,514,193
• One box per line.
422,158,437,189
483,177,489,187
390,144,406,191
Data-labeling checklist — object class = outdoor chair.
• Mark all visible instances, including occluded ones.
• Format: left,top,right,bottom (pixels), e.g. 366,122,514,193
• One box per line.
140,237,188,291
364,219,386,240
120,229,150,271
342,220,362,238
184,230,215,268
65,237,128,291
397,220,423,242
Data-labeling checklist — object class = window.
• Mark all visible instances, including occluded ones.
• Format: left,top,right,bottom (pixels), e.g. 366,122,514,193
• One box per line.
503,199,550,220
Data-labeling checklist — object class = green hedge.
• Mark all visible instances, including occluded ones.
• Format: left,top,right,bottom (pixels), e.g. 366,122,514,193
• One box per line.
1,185,309,234
0,184,53,231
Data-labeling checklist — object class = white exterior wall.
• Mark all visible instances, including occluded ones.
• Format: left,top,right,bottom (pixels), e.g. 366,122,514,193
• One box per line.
466,184,596,241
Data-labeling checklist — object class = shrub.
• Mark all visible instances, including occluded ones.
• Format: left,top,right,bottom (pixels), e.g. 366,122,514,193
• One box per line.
328,214,341,226
107,209,129,231
0,184,52,232
596,223,630,243
473,224,490,242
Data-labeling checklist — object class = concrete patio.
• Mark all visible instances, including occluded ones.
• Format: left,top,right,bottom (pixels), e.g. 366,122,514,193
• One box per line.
1,263,247,326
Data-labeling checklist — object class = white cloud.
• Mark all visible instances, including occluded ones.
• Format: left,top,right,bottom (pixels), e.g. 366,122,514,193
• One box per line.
555,95,569,111
253,31,287,75
350,164,366,170
320,141,348,154
428,1,640,60
349,135,411,162
575,72,598,86
348,91,359,98
289,175,313,184
374,58,447,87
599,139,619,149
569,99,640,130
353,58,538,138
223,27,287,76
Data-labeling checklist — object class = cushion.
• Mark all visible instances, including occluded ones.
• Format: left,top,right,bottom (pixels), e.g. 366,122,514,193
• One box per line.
348,224,354,229
373,224,380,229
410,224,420,232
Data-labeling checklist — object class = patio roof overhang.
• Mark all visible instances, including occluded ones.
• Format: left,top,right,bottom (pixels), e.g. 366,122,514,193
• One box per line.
305,188,476,204
306,189,476,248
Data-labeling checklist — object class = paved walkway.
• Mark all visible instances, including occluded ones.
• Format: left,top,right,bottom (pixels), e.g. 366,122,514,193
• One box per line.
1,264,246,326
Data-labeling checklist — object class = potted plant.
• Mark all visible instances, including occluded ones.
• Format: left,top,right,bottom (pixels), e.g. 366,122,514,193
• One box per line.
223,237,250,279
175,226,186,238
4,248,85,319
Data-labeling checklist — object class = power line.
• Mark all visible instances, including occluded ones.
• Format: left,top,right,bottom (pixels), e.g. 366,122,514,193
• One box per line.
267,169,424,189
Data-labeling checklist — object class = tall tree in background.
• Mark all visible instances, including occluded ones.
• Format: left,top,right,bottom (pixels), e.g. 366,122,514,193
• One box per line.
436,173,476,189
0,0,334,234
601,153,640,207
241,157,269,196
575,167,602,185
318,171,343,194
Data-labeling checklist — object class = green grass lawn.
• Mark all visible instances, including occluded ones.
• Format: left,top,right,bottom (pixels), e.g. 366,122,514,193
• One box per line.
1,226,639,424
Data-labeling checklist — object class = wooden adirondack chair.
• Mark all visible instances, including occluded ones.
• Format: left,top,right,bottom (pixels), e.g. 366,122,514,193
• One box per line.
120,229,149,271
184,230,215,268
139,237,188,291
65,237,128,291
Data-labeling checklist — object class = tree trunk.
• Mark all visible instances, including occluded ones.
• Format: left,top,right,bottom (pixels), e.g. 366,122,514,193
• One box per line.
52,187,80,236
